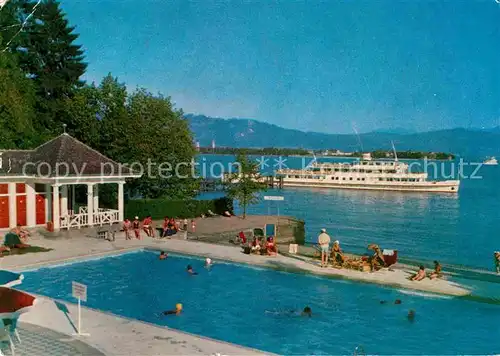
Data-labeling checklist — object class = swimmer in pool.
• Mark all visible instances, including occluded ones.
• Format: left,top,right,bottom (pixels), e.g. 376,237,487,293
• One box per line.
159,251,167,260
187,265,198,275
407,309,415,322
163,303,182,315
265,306,312,317
205,258,212,268
380,299,402,304
301,306,312,317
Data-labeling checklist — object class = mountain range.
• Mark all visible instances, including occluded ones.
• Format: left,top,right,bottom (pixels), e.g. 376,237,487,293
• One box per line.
185,114,500,158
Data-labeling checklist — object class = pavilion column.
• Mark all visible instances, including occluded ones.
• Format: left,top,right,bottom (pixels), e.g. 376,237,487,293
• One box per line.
52,184,60,230
93,184,99,213
60,185,68,217
118,182,124,222
45,184,52,222
26,182,36,227
71,185,76,214
87,183,94,226
8,183,17,228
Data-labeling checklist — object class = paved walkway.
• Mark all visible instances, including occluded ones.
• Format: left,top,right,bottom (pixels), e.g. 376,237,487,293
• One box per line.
1,322,104,356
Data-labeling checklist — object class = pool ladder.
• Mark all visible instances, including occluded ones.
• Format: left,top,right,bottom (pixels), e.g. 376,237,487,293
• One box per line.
354,345,366,356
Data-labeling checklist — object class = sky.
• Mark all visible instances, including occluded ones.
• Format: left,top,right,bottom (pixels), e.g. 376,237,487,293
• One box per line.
60,0,500,134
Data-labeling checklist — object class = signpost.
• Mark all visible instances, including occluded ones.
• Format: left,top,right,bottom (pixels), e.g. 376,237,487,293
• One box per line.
72,281,89,336
263,196,284,240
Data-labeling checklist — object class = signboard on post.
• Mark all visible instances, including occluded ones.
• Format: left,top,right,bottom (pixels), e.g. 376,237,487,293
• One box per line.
264,196,284,201
72,281,89,336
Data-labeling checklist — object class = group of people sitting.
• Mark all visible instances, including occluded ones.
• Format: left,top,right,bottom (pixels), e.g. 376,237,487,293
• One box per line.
123,216,192,239
242,234,278,256
317,228,390,271
411,261,442,281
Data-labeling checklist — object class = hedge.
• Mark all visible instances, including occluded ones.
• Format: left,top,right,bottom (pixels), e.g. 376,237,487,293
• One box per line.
124,197,233,220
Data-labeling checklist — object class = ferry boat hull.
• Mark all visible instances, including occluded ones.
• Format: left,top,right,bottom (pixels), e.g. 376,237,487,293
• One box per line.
278,179,459,193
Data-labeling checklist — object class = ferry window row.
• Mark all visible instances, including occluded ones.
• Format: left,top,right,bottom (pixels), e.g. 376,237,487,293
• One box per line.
313,168,396,174
378,178,421,182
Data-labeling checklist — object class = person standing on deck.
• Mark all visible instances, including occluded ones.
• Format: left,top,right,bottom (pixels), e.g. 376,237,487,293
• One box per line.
317,228,331,267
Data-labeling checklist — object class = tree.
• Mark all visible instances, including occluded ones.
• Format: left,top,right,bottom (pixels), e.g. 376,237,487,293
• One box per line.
17,0,87,136
125,88,198,199
224,153,267,219
0,52,38,148
20,0,86,99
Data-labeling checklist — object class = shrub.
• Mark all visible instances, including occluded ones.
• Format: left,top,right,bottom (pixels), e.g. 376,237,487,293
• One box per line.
124,197,233,220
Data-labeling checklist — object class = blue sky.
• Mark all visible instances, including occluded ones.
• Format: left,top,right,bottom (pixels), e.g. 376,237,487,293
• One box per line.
61,0,500,134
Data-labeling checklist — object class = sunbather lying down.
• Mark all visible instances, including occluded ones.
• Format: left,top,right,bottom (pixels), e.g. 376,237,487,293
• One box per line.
3,233,31,249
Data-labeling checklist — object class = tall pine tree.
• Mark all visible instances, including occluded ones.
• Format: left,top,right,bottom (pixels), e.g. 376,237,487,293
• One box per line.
17,0,87,136
21,0,86,99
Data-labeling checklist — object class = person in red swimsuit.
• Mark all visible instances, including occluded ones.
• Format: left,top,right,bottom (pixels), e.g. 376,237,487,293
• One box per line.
142,216,154,237
123,218,131,240
132,216,141,239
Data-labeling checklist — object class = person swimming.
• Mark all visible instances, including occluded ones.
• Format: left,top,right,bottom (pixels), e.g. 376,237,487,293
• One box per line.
187,265,198,275
380,299,402,305
163,303,182,315
159,251,167,260
301,306,312,317
407,309,415,322
266,307,312,317
205,258,212,268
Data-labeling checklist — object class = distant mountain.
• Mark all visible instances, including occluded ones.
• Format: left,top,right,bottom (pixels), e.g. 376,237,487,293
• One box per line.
369,127,418,135
185,114,500,158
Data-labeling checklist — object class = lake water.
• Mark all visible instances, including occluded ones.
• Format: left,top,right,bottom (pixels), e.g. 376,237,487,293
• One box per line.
198,154,500,274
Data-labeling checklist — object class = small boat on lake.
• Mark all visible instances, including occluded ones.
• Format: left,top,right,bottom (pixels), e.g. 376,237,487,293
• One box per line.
483,157,498,165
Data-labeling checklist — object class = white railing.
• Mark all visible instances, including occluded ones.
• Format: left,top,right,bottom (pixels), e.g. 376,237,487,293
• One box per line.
94,209,119,226
60,208,119,229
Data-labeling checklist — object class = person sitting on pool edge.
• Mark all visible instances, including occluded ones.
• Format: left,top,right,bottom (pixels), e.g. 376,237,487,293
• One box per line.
429,260,442,279
159,251,167,260
163,303,182,315
411,265,426,281
494,252,500,274
187,265,198,275
266,236,277,256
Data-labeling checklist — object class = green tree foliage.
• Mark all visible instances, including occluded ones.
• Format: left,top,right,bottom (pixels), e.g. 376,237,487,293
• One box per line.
20,0,86,98
0,0,199,203
125,88,198,199
224,153,267,219
0,53,37,148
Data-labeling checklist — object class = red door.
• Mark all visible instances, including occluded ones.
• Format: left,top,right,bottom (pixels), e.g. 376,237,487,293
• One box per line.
0,197,9,228
16,196,27,226
36,194,46,225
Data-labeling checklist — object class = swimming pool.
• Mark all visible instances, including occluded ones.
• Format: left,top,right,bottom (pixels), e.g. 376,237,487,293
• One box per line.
19,250,500,355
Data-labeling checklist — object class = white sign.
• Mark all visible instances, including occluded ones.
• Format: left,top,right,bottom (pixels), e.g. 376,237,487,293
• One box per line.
264,196,284,201
72,281,87,302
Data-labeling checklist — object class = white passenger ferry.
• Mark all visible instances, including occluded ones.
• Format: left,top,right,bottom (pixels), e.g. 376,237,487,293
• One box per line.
483,157,498,165
274,153,459,193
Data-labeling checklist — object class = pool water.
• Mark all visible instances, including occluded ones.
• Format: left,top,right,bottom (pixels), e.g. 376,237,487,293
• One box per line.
20,250,500,355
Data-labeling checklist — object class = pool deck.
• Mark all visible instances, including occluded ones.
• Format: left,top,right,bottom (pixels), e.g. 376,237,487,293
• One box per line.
0,230,470,355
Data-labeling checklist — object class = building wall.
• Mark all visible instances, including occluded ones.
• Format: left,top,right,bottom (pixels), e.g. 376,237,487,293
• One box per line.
0,182,46,228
